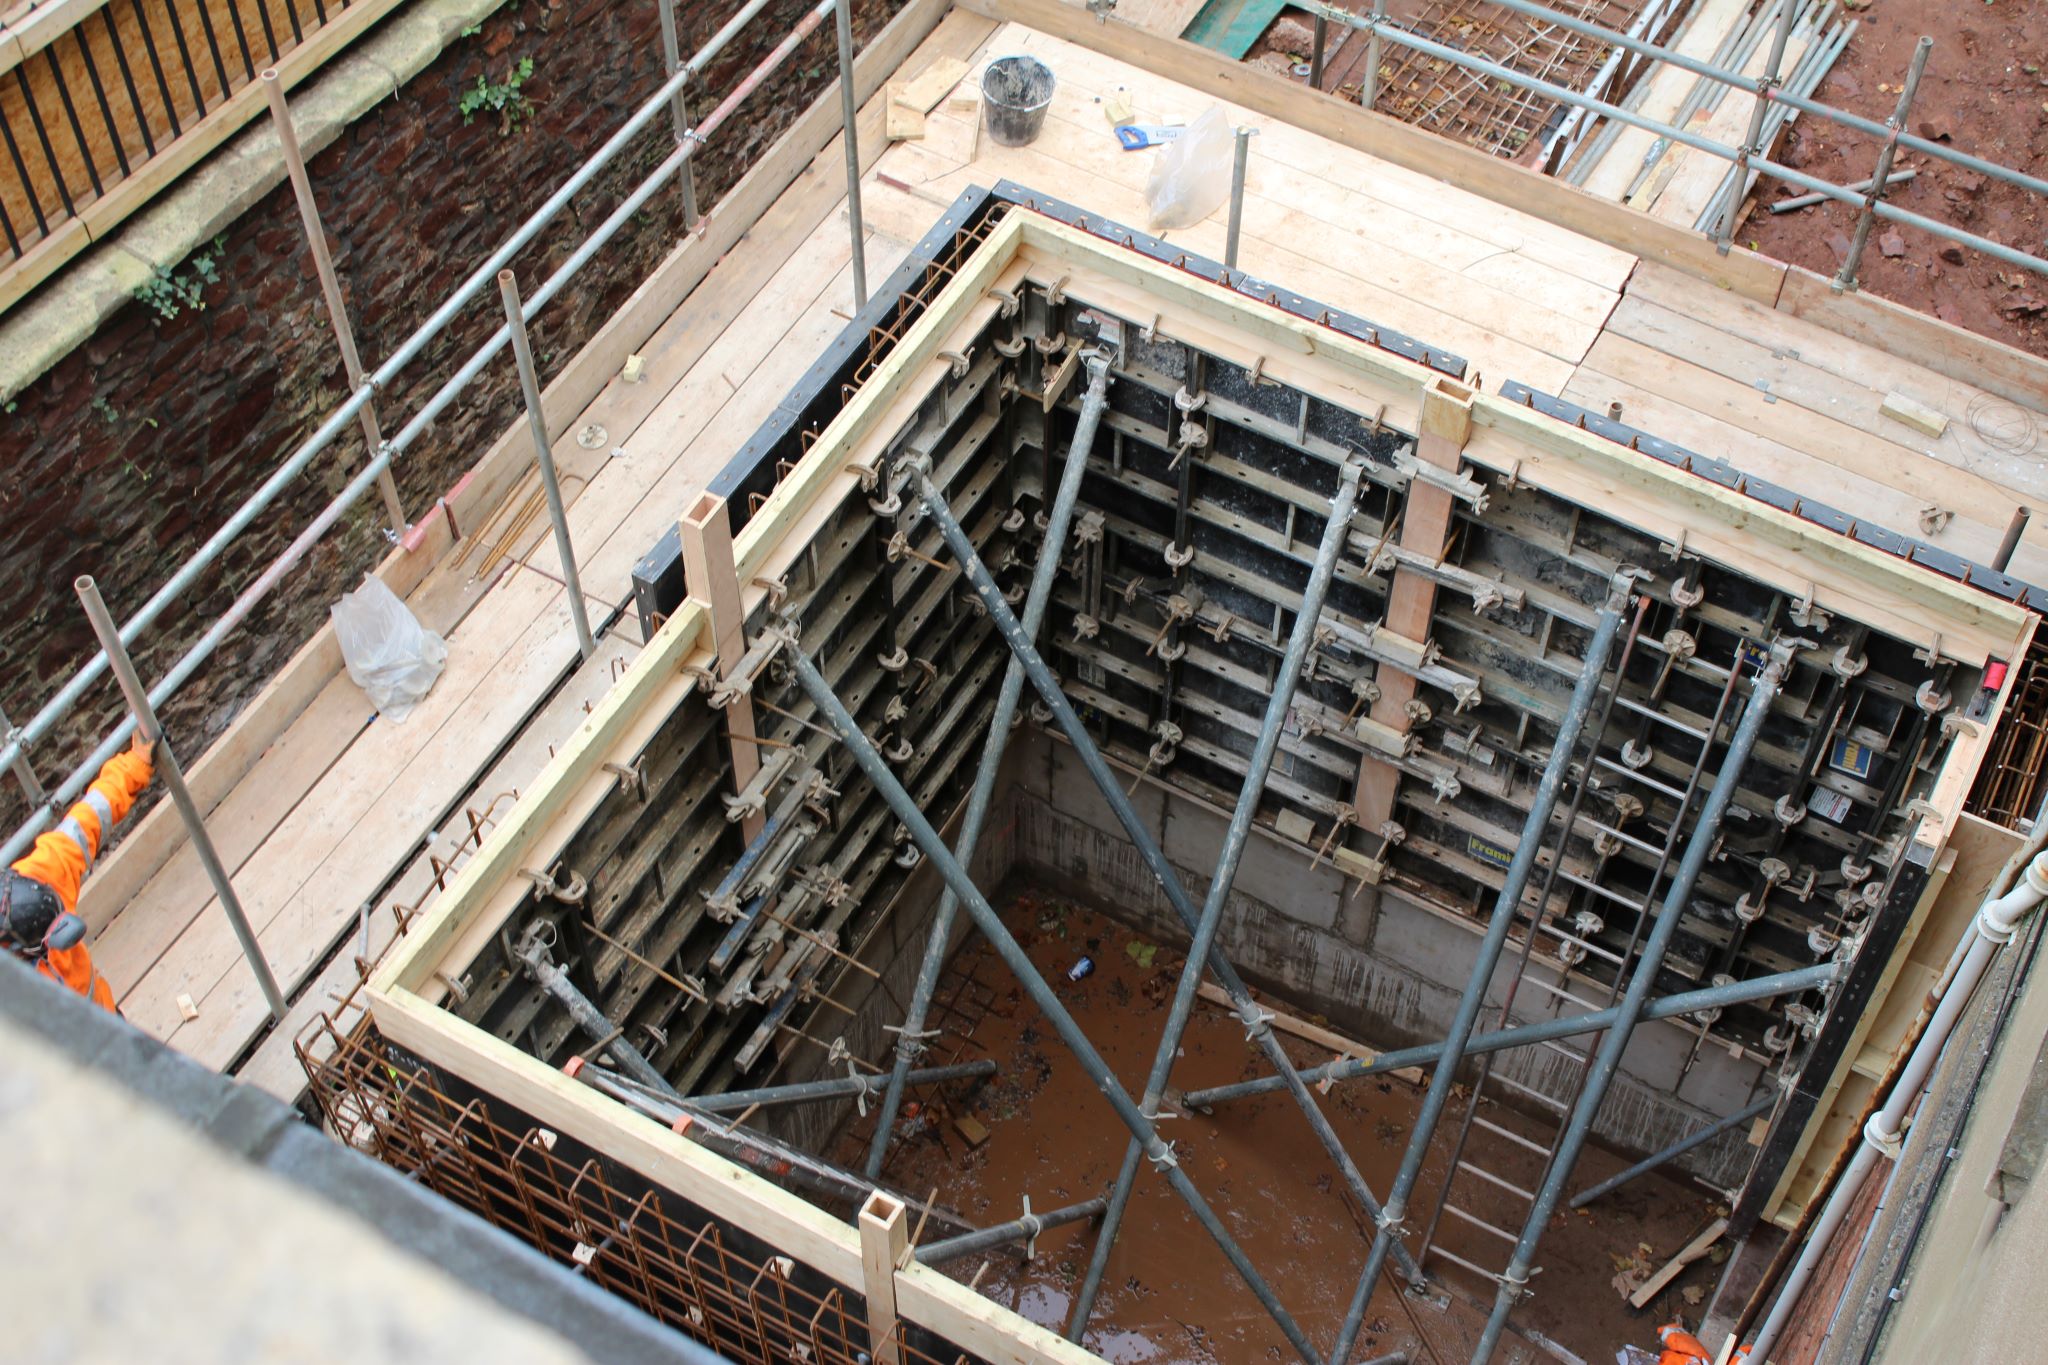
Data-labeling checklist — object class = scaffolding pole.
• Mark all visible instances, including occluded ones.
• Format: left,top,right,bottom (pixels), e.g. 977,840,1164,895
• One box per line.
834,0,868,310
905,461,1426,1320
781,641,1325,1364
262,70,407,535
864,345,1116,1181
1470,644,1790,1364
1333,571,1634,1363
573,1055,995,1113
1569,1092,1777,1208
1077,455,1366,1342
1180,963,1839,1108
74,577,287,1023
914,1197,1108,1265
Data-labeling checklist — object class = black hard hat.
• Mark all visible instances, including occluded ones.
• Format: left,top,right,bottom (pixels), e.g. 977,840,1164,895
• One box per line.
1,869,65,957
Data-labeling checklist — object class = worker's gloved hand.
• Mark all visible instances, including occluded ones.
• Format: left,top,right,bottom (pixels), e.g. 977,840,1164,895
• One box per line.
129,728,158,764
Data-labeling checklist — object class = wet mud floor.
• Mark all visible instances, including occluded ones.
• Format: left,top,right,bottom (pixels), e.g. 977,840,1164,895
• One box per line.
832,887,1727,1364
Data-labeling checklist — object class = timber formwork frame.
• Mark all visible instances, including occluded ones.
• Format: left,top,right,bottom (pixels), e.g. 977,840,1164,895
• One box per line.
360,193,2033,1364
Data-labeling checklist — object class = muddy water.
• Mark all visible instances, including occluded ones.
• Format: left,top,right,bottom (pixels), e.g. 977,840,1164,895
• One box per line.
835,889,1726,1363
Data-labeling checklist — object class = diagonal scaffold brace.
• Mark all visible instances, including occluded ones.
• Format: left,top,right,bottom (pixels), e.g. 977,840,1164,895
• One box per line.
781,639,1328,1364
863,331,1120,1182
1468,641,1791,1364
902,454,1426,1344
1331,568,1637,1363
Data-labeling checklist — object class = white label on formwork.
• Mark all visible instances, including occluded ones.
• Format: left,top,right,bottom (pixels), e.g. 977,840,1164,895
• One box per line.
1807,786,1853,823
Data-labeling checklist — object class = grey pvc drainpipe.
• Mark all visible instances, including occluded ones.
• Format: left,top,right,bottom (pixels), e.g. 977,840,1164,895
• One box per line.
863,347,1115,1181
914,1197,1108,1265
1569,1092,1777,1209
1076,455,1367,1345
1179,963,1839,1108
1470,645,1790,1364
783,643,1326,1364
1332,572,1633,1364
905,460,1424,1326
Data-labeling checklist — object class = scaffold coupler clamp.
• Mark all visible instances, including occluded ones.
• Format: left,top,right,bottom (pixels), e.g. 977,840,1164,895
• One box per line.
1145,1137,1179,1172
1235,999,1276,1043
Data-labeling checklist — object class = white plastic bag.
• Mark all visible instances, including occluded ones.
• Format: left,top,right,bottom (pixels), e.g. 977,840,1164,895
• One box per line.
1145,104,1234,231
331,577,448,722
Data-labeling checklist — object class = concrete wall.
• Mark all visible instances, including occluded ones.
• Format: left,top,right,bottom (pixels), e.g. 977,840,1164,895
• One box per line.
0,0,899,827
1002,727,1773,1188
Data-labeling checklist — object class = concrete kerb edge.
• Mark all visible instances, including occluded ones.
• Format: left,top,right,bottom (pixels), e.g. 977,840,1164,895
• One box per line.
0,0,513,403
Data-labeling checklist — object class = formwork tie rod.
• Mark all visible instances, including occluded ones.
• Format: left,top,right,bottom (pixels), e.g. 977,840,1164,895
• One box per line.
781,640,1327,1365
1179,962,1839,1108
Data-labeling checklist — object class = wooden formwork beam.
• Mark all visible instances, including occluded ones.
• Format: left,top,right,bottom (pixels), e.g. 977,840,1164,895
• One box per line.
680,492,767,842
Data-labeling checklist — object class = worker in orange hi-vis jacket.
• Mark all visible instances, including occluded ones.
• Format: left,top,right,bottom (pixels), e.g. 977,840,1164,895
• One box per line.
1655,1323,1713,1365
1,732,154,1011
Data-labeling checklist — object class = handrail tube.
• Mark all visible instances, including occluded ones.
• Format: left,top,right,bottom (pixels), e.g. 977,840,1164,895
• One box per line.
1304,2,2048,279
0,0,836,865
1179,963,1839,1108
0,0,812,789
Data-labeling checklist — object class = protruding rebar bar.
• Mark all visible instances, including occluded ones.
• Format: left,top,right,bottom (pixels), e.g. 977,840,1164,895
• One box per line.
863,347,1116,1182
1712,0,1798,251
1076,455,1366,1344
833,0,867,311
1470,647,1789,1364
1224,127,1254,271
1309,13,1328,90
75,576,287,1023
914,1197,1107,1264
497,269,596,660
262,70,406,535
1833,36,1932,293
1181,963,1838,1108
1331,572,1633,1364
1569,1092,1776,1208
654,0,698,226
782,642,1325,1364
1996,507,2032,573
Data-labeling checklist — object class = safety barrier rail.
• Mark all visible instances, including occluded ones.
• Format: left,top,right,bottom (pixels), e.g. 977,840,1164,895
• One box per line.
1303,0,2048,285
0,0,873,1015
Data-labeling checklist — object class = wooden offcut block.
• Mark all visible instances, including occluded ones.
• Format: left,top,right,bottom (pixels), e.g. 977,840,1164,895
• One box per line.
1881,390,1949,439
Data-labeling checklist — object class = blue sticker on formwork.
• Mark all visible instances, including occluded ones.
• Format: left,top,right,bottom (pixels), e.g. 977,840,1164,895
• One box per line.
1830,738,1877,779
1467,833,1514,871
1496,380,2048,618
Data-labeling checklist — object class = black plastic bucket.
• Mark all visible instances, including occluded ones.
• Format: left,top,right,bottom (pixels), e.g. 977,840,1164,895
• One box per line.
981,55,1055,147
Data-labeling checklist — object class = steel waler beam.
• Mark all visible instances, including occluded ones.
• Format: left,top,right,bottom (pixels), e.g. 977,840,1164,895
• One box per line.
781,644,1327,1364
863,346,1117,1181
1179,962,1839,1107
1332,570,1635,1362
1074,454,1368,1343
1469,644,1791,1364
904,460,1428,1322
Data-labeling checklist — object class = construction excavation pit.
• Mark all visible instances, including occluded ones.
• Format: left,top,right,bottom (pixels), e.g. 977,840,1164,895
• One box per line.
331,185,2035,1365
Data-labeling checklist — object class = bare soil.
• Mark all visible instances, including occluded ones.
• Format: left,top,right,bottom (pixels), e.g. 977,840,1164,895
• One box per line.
1738,0,2048,359
836,889,1729,1365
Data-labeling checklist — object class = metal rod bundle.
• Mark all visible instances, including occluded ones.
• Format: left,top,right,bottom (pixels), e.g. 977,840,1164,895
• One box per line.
1469,645,1789,1362
1332,574,1632,1361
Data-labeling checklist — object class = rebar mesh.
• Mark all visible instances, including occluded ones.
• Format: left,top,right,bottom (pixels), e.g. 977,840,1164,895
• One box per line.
299,1014,985,1365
